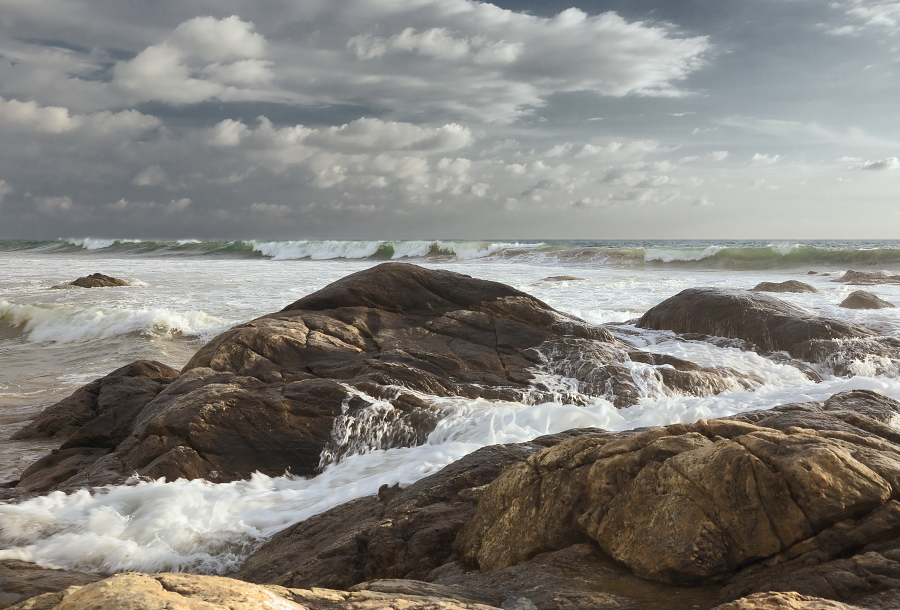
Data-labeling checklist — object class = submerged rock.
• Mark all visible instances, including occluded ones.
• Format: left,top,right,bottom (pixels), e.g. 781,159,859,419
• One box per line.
14,264,748,492
540,276,584,282
636,287,900,375
67,273,129,288
834,270,900,285
840,290,895,310
751,280,818,293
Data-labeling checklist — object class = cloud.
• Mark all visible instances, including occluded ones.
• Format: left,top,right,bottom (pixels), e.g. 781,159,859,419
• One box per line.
34,195,75,213
0,96,159,135
749,153,783,165
113,16,275,105
133,165,167,187
860,156,900,170
0,180,12,204
720,116,894,147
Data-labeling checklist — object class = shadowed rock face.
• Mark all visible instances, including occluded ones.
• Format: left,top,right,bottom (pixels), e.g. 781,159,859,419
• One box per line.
840,291,895,310
68,273,129,288
0,561,101,609
751,280,818,293
12,264,747,493
636,288,900,375
834,270,900,285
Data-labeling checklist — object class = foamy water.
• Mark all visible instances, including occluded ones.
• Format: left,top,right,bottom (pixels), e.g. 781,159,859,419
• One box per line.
2,241,900,575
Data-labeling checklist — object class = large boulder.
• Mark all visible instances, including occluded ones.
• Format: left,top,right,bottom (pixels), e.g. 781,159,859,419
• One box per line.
453,391,900,604
13,264,751,492
635,288,900,375
751,281,818,293
839,291,895,310
0,561,100,610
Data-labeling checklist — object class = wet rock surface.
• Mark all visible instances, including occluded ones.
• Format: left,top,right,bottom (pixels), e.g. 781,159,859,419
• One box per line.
751,281,818,293
67,273,129,288
636,287,900,375
834,271,900,285
840,291,895,310
0,561,101,609
11,264,748,493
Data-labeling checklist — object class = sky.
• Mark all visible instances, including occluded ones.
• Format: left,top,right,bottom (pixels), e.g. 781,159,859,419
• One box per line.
0,0,898,240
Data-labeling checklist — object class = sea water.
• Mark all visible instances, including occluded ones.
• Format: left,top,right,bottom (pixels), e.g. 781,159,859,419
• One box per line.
1,239,900,574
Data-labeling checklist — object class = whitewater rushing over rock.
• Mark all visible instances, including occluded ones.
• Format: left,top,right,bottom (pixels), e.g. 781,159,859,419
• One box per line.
2,242,900,609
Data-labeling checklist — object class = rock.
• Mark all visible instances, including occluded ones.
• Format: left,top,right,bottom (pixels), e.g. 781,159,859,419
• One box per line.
0,561,101,610
834,270,900,285
635,288,900,375
17,264,750,492
808,271,818,275
67,273,129,288
840,291,895,310
711,591,860,609
540,276,584,282
6,572,496,610
751,281,818,293
455,391,900,596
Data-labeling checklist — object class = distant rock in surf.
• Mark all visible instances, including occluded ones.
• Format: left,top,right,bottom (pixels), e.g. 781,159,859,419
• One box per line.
67,273,129,288
834,270,900,285
750,280,817,293
540,275,584,282
636,287,900,376
840,290,896,310
12,263,750,493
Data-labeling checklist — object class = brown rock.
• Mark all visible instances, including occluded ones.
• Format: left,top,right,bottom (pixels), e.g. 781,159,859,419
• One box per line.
751,281,818,293
636,288,900,375
6,572,496,610
0,561,100,610
540,276,584,282
712,591,860,609
18,264,750,492
840,291,895,310
68,273,129,288
455,392,900,590
834,270,900,285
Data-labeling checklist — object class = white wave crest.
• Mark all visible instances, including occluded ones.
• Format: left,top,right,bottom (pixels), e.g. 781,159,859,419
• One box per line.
644,245,724,262
0,301,229,343
63,238,143,250
252,240,382,260
766,242,802,256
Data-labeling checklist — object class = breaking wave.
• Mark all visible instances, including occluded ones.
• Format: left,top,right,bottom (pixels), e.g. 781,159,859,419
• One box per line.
2,239,900,270
0,301,229,344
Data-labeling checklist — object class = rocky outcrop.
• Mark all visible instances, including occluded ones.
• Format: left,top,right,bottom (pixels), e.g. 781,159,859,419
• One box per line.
840,291,895,310
540,276,584,282
6,572,496,610
636,288,900,375
13,264,751,493
230,390,900,609
834,270,900,285
0,561,100,610
751,281,818,293
68,273,129,288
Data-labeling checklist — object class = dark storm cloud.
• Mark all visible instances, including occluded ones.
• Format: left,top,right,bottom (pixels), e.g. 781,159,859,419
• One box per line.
0,0,898,239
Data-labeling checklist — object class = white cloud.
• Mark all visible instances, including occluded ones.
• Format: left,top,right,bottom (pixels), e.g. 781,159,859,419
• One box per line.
0,96,159,135
249,202,292,216
34,195,75,213
860,156,900,170
113,16,275,105
0,180,12,204
749,153,783,165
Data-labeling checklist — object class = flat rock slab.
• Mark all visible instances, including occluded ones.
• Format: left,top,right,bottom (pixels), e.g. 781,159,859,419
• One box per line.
751,281,818,293
840,291,895,310
6,572,496,610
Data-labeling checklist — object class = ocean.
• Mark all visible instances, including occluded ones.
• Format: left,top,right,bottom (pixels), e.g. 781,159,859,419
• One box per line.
2,238,900,575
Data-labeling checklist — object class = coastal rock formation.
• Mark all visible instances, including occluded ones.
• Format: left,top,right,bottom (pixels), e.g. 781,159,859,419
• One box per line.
540,276,584,282
68,273,129,288
636,288,900,375
5,572,496,610
230,390,900,609
0,561,100,610
834,270,900,285
840,291,895,310
751,281,818,293
12,264,748,492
